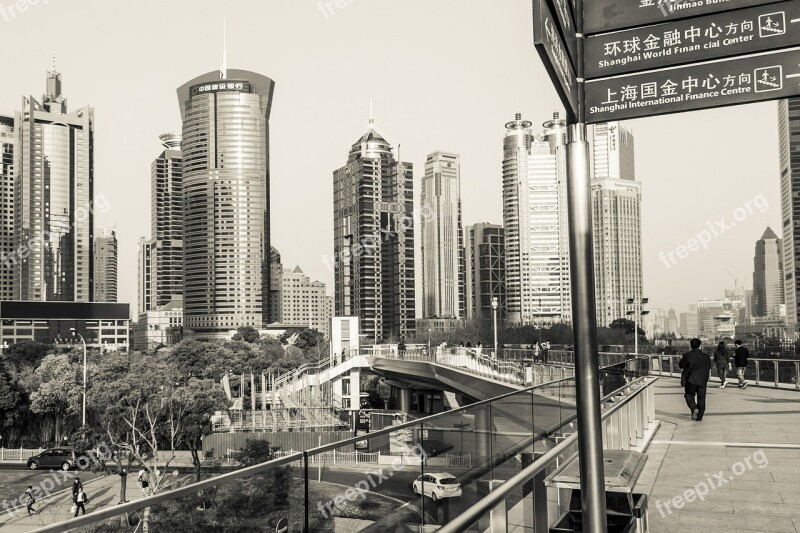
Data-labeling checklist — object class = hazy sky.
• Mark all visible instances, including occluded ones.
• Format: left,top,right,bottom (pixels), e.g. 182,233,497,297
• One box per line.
0,0,781,318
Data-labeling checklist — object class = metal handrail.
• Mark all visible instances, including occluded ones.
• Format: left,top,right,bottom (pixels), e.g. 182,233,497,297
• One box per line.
30,355,650,533
437,376,658,533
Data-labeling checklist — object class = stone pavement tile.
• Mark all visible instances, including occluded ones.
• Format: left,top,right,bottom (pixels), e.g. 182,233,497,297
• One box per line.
698,490,784,504
648,498,734,514
779,492,800,504
727,448,800,458
729,480,798,492
677,509,797,532
732,500,800,517
772,472,800,483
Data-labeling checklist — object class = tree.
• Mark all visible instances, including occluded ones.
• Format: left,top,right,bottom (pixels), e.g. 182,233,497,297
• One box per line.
29,354,82,443
0,359,26,445
1,340,53,373
171,378,229,482
232,326,260,344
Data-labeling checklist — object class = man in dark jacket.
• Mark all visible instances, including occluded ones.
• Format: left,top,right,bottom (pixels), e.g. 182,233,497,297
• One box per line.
679,338,711,421
733,340,749,389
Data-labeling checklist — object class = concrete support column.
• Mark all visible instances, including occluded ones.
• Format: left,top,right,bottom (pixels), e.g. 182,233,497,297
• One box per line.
399,387,411,415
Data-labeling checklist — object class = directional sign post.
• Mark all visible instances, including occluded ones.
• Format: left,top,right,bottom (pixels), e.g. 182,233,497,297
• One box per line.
533,0,579,121
584,0,785,34
586,0,800,78
586,47,800,122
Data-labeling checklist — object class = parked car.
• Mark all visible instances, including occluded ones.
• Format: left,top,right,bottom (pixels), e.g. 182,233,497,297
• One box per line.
27,447,83,471
412,473,462,501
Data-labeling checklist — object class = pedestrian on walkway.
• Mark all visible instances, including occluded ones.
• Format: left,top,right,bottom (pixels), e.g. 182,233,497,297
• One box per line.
72,478,83,503
679,338,710,421
733,339,749,389
533,342,541,361
713,341,732,388
137,467,151,497
24,486,37,515
73,488,88,517
398,338,406,359
542,341,550,363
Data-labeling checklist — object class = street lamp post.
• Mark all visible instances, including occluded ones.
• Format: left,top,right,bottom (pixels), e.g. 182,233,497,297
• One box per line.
626,297,649,355
491,297,499,358
70,328,87,427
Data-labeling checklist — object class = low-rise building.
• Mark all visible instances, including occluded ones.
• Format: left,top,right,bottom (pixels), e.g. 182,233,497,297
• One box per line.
134,297,183,352
0,301,129,352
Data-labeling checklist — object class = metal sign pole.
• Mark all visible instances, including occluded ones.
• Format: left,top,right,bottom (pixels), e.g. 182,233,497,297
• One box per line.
568,0,608,530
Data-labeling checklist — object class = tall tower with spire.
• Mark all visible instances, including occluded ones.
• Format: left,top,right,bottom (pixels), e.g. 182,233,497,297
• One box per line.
177,68,275,338
13,66,94,302
332,110,416,341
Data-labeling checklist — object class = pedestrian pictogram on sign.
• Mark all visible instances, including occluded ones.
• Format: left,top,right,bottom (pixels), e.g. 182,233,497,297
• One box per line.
754,66,783,92
759,12,786,37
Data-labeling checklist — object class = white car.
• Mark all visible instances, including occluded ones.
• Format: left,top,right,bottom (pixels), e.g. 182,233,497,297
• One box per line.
412,473,462,501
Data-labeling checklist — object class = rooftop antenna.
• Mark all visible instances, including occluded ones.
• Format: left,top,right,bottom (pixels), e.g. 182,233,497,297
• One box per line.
51,49,56,73
220,17,227,79
369,98,374,126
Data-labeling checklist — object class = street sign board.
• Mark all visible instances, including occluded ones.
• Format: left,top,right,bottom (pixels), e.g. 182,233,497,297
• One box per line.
584,0,785,35
586,1,800,78
547,0,578,65
585,47,800,123
534,0,579,120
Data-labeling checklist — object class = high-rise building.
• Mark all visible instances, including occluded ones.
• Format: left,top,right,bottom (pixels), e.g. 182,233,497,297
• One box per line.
465,223,505,321
149,133,183,309
753,227,784,319
177,69,275,338
0,115,16,301
280,266,333,339
421,151,464,319
679,311,698,338
589,122,642,327
778,98,800,336
137,237,153,315
269,246,283,324
94,229,117,303
14,67,94,302
333,115,415,342
502,113,570,325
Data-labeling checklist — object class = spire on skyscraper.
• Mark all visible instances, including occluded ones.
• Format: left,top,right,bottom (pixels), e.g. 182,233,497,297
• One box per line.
220,17,228,79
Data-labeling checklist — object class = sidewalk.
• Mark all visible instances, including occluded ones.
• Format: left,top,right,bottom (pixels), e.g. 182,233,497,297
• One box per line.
0,470,189,532
635,379,800,533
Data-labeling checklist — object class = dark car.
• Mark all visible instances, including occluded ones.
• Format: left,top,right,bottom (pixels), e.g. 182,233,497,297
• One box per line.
26,447,83,471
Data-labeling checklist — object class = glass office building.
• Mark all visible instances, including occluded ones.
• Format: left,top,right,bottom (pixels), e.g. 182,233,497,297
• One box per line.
13,68,94,302
177,70,275,337
0,115,15,301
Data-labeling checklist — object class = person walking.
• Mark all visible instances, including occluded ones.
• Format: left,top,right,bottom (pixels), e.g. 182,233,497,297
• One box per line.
398,339,406,359
533,342,541,362
137,467,151,497
713,341,732,388
72,478,83,504
733,339,749,389
73,488,88,517
679,338,711,421
24,486,37,516
542,341,550,363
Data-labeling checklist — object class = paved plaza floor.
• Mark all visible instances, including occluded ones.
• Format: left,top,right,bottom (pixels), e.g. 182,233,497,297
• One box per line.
635,378,800,533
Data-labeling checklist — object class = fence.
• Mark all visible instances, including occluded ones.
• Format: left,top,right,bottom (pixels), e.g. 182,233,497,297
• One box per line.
0,447,44,462
650,354,800,389
273,450,381,465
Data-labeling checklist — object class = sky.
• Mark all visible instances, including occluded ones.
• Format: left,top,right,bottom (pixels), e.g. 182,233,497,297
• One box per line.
0,0,782,319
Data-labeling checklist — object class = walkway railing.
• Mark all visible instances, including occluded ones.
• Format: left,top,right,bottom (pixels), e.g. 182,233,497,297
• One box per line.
0,447,44,461
650,354,800,389
33,356,650,533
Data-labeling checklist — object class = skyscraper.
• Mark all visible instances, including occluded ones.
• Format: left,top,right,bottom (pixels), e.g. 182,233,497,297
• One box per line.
502,113,570,325
14,67,94,302
177,69,275,338
0,115,16,301
333,115,415,341
94,229,117,303
137,237,153,315
150,133,183,309
779,98,800,336
465,223,505,321
421,151,464,319
589,122,642,327
753,226,784,319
